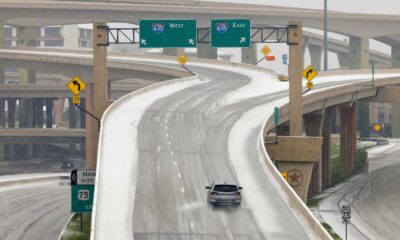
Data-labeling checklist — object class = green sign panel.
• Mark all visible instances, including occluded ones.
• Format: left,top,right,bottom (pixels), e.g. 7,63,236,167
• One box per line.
71,185,94,213
139,19,197,48
274,107,279,125
211,19,251,48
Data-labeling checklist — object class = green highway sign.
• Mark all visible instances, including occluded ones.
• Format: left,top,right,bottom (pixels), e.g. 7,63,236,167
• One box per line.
71,185,94,213
139,19,197,48
211,19,251,48
274,107,279,125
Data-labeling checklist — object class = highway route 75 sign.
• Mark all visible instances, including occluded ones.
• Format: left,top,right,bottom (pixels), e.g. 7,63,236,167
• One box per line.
71,169,95,213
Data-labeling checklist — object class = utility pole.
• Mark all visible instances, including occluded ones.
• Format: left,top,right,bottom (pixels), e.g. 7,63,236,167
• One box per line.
323,0,328,71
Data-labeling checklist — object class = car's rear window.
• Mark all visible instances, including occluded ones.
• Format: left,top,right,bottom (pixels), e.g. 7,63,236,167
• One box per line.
213,185,238,192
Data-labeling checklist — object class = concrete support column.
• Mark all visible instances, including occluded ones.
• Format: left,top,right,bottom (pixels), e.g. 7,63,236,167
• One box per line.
17,27,36,84
35,98,44,128
85,83,96,168
54,98,64,127
163,48,184,56
197,43,217,60
321,107,333,189
7,99,16,160
288,21,303,136
241,43,257,65
0,98,4,161
308,44,322,71
45,98,53,128
79,98,86,128
391,46,400,138
0,98,5,128
68,98,76,129
7,99,16,128
0,21,4,84
337,53,349,69
349,36,369,69
88,21,110,169
391,45,400,68
358,101,370,138
304,112,323,196
340,103,357,178
391,104,400,138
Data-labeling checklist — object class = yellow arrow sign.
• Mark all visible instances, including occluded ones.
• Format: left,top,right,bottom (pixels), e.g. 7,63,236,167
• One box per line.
67,76,86,95
303,65,318,82
261,45,271,56
373,123,382,132
177,54,188,65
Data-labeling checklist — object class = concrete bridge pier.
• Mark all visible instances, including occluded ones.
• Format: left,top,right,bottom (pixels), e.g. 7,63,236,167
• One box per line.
337,52,350,69
197,43,217,60
350,37,370,137
163,48,185,56
321,107,333,189
391,45,400,137
0,21,4,84
304,111,324,196
0,98,4,160
241,43,257,65
45,98,54,128
7,99,16,160
340,103,357,178
308,44,322,71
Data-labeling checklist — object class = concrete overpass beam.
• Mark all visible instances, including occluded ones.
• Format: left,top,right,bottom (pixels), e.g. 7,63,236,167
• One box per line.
241,43,257,65
163,48,185,56
197,43,217,60
349,37,370,69
340,103,357,178
308,44,322,71
337,53,349,69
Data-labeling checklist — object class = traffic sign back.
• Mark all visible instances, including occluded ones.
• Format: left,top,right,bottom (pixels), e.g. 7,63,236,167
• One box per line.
211,19,250,48
139,19,197,48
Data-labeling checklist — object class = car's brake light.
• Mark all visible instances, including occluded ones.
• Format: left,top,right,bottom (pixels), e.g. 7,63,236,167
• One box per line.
211,191,219,195
233,192,240,196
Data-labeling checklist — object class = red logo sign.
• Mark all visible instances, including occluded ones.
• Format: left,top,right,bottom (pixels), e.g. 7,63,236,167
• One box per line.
265,55,276,61
288,169,303,187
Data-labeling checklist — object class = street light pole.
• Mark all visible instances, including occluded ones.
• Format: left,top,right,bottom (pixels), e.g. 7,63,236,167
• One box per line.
323,0,328,71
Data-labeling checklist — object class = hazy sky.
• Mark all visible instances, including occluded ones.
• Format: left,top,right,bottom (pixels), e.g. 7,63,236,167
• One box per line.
209,0,400,15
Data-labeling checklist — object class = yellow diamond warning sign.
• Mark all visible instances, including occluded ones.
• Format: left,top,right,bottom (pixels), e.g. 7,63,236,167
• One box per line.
373,123,382,132
261,45,271,56
306,81,314,89
303,65,318,82
67,76,86,95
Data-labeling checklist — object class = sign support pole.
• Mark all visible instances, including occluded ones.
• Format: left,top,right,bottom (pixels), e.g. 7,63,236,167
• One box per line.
80,213,83,233
288,21,303,136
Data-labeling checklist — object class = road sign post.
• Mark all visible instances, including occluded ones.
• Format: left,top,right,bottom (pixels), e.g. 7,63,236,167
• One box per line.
210,19,250,48
139,19,197,48
341,205,351,240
